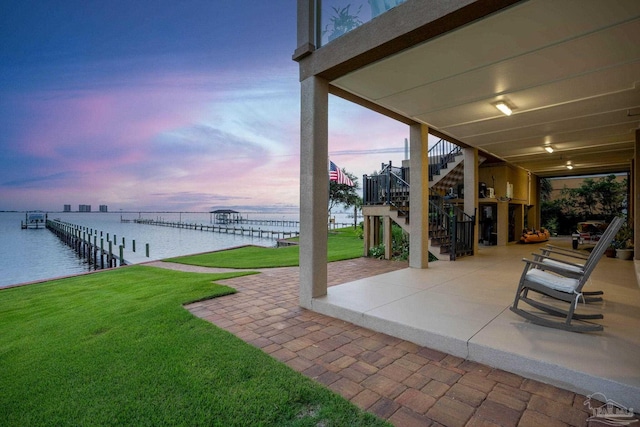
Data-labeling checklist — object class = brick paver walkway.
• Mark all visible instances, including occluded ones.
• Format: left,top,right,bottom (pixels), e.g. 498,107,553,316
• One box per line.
179,258,627,427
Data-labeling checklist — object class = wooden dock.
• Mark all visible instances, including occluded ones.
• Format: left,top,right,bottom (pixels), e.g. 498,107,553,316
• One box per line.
222,218,300,227
46,219,149,269
129,218,300,240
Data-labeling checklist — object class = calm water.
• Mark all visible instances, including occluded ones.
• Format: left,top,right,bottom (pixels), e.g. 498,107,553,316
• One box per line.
0,211,304,288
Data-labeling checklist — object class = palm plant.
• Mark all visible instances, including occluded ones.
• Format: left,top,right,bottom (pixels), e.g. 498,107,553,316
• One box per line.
323,4,363,42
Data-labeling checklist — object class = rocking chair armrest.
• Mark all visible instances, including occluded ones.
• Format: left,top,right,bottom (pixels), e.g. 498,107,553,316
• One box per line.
521,258,582,277
542,245,589,259
531,253,585,270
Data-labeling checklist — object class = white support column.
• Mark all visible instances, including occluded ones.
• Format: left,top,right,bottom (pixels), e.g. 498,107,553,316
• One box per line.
409,123,429,268
299,76,329,307
463,147,479,254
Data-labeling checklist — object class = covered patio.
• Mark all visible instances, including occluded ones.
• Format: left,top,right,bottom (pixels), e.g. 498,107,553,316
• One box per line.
294,0,640,414
309,239,640,409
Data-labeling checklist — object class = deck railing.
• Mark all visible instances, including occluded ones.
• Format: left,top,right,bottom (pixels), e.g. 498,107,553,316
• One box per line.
363,161,410,219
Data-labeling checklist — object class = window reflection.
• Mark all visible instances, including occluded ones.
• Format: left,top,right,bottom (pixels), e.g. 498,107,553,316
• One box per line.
318,0,407,46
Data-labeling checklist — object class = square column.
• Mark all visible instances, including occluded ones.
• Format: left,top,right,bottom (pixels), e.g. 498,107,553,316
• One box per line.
497,202,509,246
371,217,380,247
409,123,429,268
384,216,392,260
299,76,329,307
629,129,640,260
363,215,371,256
463,147,479,254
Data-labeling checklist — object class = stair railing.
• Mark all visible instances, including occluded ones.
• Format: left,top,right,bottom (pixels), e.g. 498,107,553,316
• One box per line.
364,161,476,260
428,138,462,181
429,196,451,247
387,166,410,221
449,207,476,261
430,194,476,260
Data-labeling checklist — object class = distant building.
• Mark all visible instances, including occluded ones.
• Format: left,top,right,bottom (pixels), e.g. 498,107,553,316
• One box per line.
79,204,91,212
63,204,71,212
99,205,108,212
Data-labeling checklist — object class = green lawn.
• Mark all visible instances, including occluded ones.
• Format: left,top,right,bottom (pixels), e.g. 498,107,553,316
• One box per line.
0,266,388,426
165,227,365,268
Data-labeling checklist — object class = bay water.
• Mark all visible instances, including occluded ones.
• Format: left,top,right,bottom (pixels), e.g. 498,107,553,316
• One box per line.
0,211,306,288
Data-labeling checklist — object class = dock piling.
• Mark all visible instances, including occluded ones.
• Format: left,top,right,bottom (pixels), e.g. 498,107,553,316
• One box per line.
45,219,150,271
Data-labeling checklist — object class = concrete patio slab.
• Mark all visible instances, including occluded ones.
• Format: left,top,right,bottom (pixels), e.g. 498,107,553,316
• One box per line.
309,239,640,411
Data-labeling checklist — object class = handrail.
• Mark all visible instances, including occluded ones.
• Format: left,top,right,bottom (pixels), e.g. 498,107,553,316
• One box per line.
428,138,462,181
449,207,476,261
430,194,476,260
387,169,410,220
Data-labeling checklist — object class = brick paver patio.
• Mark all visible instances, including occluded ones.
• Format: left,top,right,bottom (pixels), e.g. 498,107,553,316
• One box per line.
176,258,631,427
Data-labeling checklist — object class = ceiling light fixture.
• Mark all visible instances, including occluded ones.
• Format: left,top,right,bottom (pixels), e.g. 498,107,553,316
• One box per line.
566,162,574,170
544,146,554,153
493,101,513,116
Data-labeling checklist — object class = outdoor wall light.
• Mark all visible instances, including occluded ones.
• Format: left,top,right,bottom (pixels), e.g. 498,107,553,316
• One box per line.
493,101,513,116
566,163,574,170
544,145,554,153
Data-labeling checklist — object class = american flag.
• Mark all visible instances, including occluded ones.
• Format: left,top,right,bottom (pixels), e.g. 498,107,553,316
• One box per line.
329,160,354,186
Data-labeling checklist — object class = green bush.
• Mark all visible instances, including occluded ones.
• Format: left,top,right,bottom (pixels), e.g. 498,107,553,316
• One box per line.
369,243,386,258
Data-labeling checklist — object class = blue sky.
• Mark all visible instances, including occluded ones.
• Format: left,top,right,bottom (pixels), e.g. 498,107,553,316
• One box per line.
0,0,408,212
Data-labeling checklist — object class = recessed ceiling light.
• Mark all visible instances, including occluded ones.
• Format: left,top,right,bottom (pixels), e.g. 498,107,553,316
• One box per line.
544,146,554,153
493,101,513,116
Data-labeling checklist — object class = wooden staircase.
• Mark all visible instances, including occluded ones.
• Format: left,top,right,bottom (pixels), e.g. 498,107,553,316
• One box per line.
362,139,475,260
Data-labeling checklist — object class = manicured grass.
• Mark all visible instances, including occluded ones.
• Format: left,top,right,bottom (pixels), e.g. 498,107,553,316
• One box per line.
0,266,388,426
165,227,365,268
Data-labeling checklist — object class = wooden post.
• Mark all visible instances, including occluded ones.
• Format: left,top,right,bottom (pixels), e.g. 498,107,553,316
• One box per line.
119,245,124,266
146,243,149,257
93,236,98,268
132,240,136,252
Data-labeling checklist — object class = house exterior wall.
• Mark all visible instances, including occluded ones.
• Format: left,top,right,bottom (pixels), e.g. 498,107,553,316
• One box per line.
478,164,539,244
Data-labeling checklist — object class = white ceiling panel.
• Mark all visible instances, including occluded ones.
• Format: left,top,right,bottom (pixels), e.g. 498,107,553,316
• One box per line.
331,0,640,177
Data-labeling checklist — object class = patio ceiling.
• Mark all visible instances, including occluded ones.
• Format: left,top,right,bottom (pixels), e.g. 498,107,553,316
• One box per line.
331,0,640,178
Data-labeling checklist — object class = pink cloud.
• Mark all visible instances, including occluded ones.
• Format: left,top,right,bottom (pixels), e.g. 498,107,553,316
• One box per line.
2,61,417,212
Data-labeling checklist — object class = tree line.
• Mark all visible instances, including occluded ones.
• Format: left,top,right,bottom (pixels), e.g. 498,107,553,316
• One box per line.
541,174,627,235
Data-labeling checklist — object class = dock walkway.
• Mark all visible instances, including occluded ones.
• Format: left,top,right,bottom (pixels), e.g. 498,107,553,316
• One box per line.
130,218,300,240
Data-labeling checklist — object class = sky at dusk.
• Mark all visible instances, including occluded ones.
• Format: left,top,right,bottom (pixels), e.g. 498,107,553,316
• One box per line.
0,0,409,213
